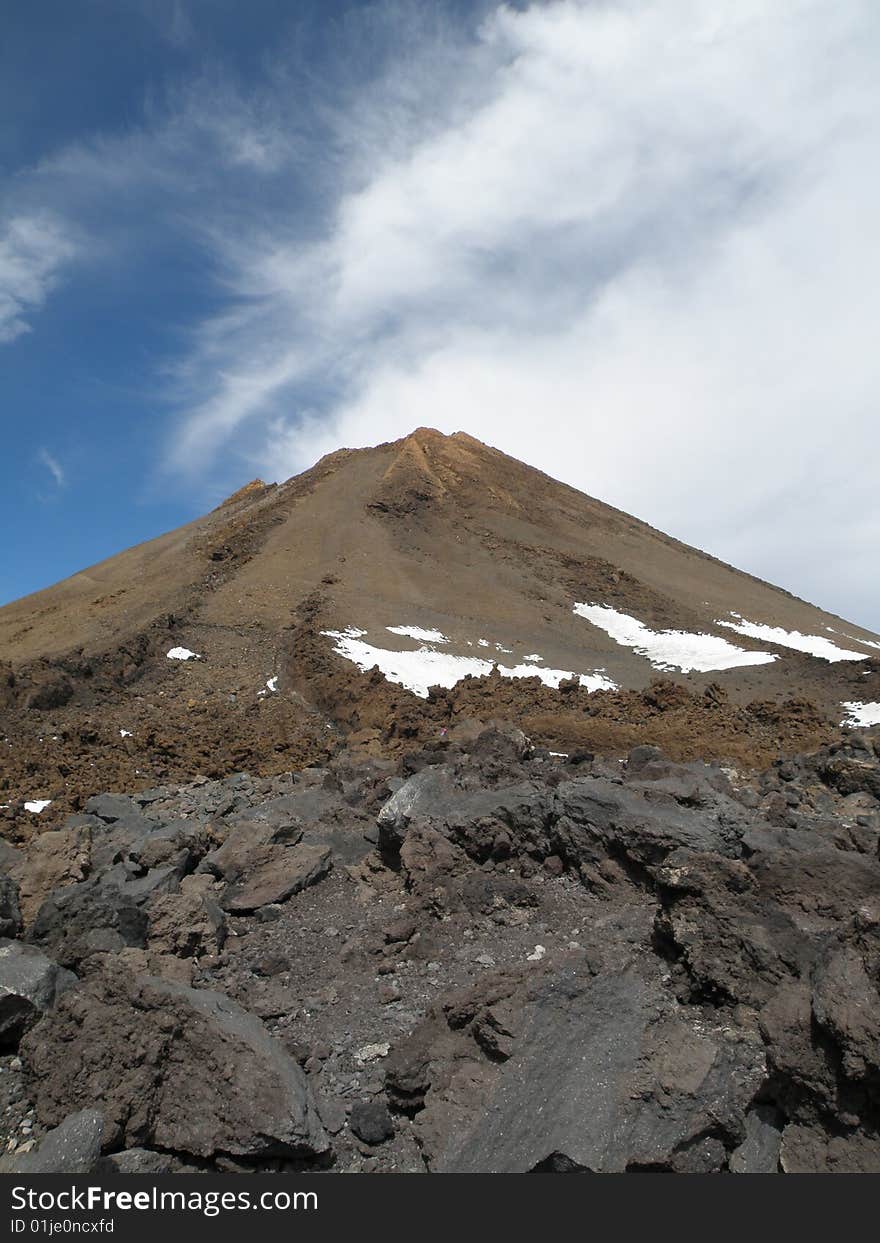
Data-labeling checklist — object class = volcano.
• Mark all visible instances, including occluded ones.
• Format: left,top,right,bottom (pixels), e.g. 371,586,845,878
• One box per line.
2,427,879,820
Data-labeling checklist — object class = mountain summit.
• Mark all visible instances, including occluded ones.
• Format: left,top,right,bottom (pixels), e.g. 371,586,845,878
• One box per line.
2,429,878,817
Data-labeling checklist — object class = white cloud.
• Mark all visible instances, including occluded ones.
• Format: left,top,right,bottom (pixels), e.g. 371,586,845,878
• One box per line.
10,1,880,628
157,0,880,629
0,214,76,343
38,449,65,488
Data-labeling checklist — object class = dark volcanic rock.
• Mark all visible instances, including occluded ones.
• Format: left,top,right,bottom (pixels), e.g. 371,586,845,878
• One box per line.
21,966,329,1161
222,844,332,913
5,730,880,1173
0,939,75,1047
349,1101,394,1145
435,961,765,1173
27,881,149,968
0,1109,104,1174
0,875,22,938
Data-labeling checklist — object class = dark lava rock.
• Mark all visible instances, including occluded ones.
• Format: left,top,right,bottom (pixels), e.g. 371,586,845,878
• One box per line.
27,881,149,968
0,939,75,1048
435,961,764,1173
0,875,22,939
0,1109,103,1174
222,844,332,913
349,1101,395,1145
21,965,329,1161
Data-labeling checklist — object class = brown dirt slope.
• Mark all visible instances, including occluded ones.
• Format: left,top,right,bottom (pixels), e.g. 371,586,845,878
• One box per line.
1,428,878,824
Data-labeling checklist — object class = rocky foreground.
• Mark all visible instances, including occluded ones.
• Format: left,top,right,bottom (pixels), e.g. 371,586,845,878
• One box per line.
1,723,879,1174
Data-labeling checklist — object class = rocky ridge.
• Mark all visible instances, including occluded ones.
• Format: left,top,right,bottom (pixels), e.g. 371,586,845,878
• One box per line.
2,722,879,1174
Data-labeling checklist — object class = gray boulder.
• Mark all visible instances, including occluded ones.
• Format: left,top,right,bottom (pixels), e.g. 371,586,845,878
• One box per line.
222,844,332,913
432,962,765,1172
27,881,149,968
21,966,329,1161
0,1109,103,1174
0,939,75,1047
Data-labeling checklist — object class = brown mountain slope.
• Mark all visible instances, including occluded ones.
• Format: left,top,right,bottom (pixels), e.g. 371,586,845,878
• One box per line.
2,427,878,824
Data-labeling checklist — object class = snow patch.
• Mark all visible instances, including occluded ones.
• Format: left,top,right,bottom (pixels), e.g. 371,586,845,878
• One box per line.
266,676,279,692
119,729,132,738
387,625,449,644
717,614,869,663
167,647,200,662
24,799,52,814
841,702,880,728
574,604,776,673
323,628,617,699
523,654,543,663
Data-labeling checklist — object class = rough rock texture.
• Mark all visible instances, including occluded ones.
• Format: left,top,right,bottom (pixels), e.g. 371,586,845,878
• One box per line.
432,961,765,1173
0,939,75,1047
0,1109,103,1174
0,724,879,1172
21,966,329,1161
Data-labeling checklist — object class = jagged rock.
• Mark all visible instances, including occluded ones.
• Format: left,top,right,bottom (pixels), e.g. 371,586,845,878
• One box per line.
147,891,227,958
780,1123,880,1173
11,826,91,924
21,966,329,1160
85,793,143,823
819,757,880,802
0,875,22,938
199,820,302,883
811,929,880,1085
95,1148,201,1174
222,844,332,913
24,676,74,711
349,1101,394,1145
0,1109,103,1174
399,823,464,893
729,1106,783,1173
653,849,813,1005
431,961,765,1172
27,881,149,968
0,939,75,1047
377,766,458,854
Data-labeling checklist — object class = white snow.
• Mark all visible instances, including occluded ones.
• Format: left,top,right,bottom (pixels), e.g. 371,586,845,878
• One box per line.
574,603,777,673
386,626,449,644
24,799,52,814
717,614,870,662
477,639,490,648
527,945,546,962
119,729,132,738
167,647,200,661
323,628,617,699
324,630,491,697
266,676,279,692
523,654,544,663
841,702,880,728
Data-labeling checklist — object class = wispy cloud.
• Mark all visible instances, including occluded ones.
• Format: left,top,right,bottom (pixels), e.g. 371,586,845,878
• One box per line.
163,0,880,623
0,213,76,343
38,448,65,488
7,0,880,626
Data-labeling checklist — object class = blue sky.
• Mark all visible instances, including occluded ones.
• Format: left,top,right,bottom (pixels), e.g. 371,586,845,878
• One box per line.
3,0,879,630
